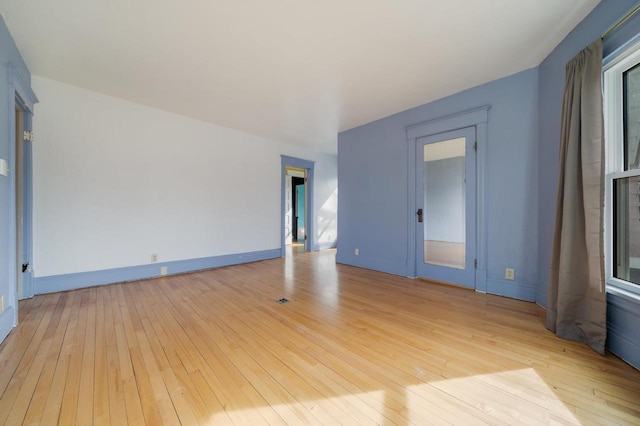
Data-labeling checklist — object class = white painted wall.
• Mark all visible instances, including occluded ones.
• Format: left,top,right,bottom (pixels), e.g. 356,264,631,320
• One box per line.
31,76,337,277
314,159,338,250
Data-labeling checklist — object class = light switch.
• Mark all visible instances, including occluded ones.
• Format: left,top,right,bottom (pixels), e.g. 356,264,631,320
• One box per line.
0,159,8,177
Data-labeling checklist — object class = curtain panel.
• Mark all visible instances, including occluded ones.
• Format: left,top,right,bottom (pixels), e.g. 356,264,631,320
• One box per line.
547,39,606,355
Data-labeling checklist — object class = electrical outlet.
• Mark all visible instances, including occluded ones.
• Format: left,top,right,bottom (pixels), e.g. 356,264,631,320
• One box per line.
151,254,158,263
354,248,359,256
0,295,4,313
505,268,515,280
160,266,168,276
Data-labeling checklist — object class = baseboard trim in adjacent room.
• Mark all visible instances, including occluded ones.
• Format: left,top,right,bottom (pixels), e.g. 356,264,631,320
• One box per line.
33,248,281,295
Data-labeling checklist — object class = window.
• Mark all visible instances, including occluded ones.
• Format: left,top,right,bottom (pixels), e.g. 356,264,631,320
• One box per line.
604,38,640,297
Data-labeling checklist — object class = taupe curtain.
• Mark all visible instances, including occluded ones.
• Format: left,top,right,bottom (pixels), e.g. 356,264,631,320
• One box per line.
547,39,606,355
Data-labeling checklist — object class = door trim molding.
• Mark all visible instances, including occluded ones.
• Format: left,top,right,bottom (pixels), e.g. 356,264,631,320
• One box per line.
404,105,490,290
280,155,315,256
8,66,38,312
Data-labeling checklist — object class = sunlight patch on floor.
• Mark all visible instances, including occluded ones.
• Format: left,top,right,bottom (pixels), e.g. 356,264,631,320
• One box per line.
212,369,582,424
218,389,386,424
211,369,583,425
407,368,580,425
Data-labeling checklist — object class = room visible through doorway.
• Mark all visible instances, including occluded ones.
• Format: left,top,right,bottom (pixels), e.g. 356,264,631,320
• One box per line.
284,166,306,255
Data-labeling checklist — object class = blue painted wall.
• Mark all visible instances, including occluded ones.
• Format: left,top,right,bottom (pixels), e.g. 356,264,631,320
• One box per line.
338,0,640,369
0,15,36,342
425,157,465,243
537,0,640,307
538,0,640,369
338,67,539,301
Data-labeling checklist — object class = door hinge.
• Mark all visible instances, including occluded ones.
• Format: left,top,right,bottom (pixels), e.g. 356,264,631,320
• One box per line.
473,142,477,151
23,131,34,142
474,259,477,269
22,263,30,273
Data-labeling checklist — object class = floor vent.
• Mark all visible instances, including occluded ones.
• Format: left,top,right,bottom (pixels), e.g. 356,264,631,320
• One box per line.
277,298,289,304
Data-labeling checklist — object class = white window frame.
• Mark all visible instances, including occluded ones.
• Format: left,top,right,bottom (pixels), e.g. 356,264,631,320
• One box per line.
603,37,640,299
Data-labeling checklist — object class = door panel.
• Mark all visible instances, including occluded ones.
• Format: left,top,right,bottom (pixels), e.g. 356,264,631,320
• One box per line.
416,127,476,288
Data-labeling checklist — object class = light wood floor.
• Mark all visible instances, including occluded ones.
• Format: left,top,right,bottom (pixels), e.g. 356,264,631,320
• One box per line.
424,240,465,269
1,250,639,425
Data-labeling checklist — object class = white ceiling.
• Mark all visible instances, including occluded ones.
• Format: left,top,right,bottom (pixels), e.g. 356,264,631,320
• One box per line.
0,0,600,154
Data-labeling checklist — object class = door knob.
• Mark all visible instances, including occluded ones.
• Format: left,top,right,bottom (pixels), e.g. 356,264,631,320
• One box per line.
416,208,423,223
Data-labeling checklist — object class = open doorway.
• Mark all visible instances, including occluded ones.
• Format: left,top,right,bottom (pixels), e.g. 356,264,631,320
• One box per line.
2,72,38,340
12,95,34,301
15,106,24,299
281,156,315,256
284,167,306,254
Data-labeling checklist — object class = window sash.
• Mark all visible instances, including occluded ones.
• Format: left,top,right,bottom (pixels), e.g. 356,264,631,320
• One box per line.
607,171,640,293
604,38,640,297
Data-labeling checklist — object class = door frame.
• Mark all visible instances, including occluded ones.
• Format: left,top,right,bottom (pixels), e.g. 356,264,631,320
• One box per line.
291,175,306,243
405,106,489,291
281,155,315,256
415,127,476,288
7,66,38,313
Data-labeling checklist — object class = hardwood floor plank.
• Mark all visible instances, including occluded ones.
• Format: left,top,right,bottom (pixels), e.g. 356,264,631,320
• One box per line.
186,369,235,425
160,283,283,425
129,345,164,425
0,295,45,374
22,292,75,425
105,343,128,426
3,300,62,425
76,288,97,425
57,290,89,425
39,292,81,426
93,287,111,425
0,293,60,425
0,295,47,397
0,250,638,425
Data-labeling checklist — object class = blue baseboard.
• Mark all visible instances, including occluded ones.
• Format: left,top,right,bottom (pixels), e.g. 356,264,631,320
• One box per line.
475,269,488,293
607,292,640,370
0,307,16,343
607,325,640,370
335,253,536,302
336,251,407,277
486,278,536,302
33,248,281,295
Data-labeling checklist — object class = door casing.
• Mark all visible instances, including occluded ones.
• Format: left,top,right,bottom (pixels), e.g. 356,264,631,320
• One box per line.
12,95,34,300
405,106,489,292
7,66,38,321
281,156,315,255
